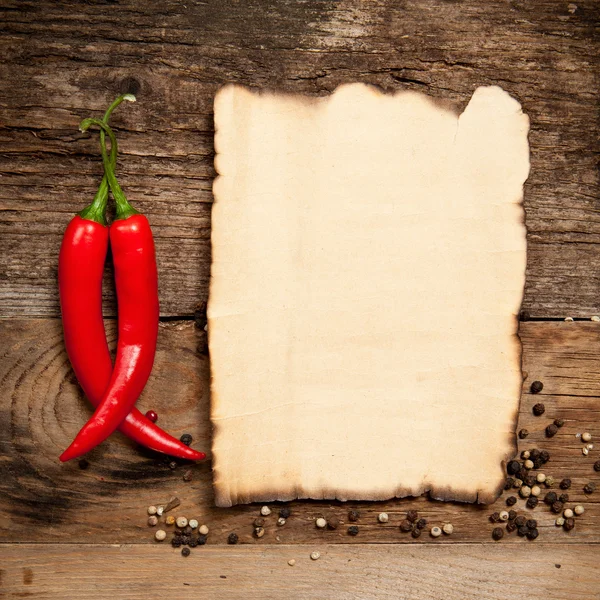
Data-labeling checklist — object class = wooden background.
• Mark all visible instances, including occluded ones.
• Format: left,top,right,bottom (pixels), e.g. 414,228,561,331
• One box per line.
1,1,599,598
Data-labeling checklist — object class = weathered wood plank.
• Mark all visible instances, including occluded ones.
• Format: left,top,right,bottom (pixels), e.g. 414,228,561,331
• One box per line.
1,320,598,544
0,0,598,317
1,543,599,600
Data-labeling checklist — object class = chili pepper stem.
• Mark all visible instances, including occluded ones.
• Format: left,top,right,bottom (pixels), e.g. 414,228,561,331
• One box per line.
78,94,136,225
79,118,139,222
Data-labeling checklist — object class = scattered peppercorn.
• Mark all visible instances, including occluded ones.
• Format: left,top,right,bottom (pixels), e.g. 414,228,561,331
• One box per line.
180,433,193,446
515,516,527,528
399,520,412,533
310,551,320,561
254,518,265,528
574,505,585,515
411,528,421,538
546,424,558,438
594,460,600,472
442,523,453,535
489,512,500,523
168,461,178,470
507,460,521,475
417,518,428,529
288,559,296,567
526,519,537,529
154,529,166,542
499,511,509,522
506,496,517,507
347,526,359,536
430,527,442,538
524,475,536,487
530,485,541,497
582,432,592,442
327,516,340,530
505,478,515,490
181,547,190,557
520,486,531,498
560,478,571,490
526,497,539,509
277,517,286,526
492,528,504,541
508,510,517,521
506,521,517,533
552,501,564,514
78,459,89,470
523,459,534,470
526,528,539,540
171,537,182,548
227,533,238,544
544,491,557,504
148,506,158,516
563,508,574,519
532,403,545,416
540,450,550,463
530,381,544,394
545,476,555,488
279,507,291,519
166,515,175,526
536,473,546,483
348,509,360,522
517,526,528,537
513,479,523,489
176,517,188,528
148,516,158,527
316,517,327,529
519,429,529,439
555,517,565,527
378,513,389,523
189,519,198,530
199,525,209,535
182,470,193,482
406,510,419,523
260,506,272,516
197,534,207,545
563,518,575,531
554,418,565,428
145,410,158,423
254,527,265,538
188,537,197,548
181,535,191,545
584,482,596,494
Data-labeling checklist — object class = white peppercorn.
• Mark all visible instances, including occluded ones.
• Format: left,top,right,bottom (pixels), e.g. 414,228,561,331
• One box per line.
288,559,296,566
277,517,286,526
378,513,389,523
154,529,166,541
564,317,574,322
199,525,209,535
574,505,585,515
316,518,327,529
582,447,589,456
524,459,534,470
430,526,442,538
147,506,158,516
189,519,199,530
176,517,188,528
582,432,592,442
536,473,546,483
147,516,158,527
499,511,509,522
260,506,272,516
555,517,565,526
563,508,574,518
156,506,164,516
310,551,320,560
165,515,175,526
591,316,600,322
531,485,541,497
520,486,532,498
513,479,523,488
254,526,265,538
442,523,454,535
522,450,530,459
545,476,555,487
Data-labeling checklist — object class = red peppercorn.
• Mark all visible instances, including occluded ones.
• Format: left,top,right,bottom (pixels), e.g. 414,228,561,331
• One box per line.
145,410,158,423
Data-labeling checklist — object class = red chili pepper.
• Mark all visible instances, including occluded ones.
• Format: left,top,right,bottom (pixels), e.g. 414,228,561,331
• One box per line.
59,103,204,462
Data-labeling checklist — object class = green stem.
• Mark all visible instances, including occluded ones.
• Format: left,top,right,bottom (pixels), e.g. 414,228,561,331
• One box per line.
79,118,138,221
79,94,136,225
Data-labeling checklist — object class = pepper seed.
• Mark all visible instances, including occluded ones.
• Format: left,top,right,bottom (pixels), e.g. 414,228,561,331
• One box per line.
406,510,419,523
199,525,209,535
595,460,600,472
582,447,589,456
526,528,539,540
506,521,517,533
530,485,541,497
531,381,544,394
227,533,238,544
489,512,501,523
279,507,291,519
526,519,537,529
288,559,296,566
148,516,158,527
399,520,412,533
189,519,198,530
564,518,575,531
416,518,428,529
176,517,188,528
564,317,574,322
574,505,585,515
492,528,504,541
592,316,600,322
560,479,571,490
536,473,546,483
147,506,158,516
310,551,320,560
499,511,509,522
277,518,286,526
552,501,564,514
545,476,555,488
559,493,569,503
260,506,272,516
554,418,565,428
181,547,190,557
168,461,178,470
442,523,454,535
347,526,359,536
514,516,527,527
563,508,574,518
254,527,265,538
546,424,558,438
523,460,534,470
584,482,596,494
378,513,389,523
555,516,565,526
519,429,529,439
520,486,532,498
430,527,442,538
348,509,360,522
506,496,517,506
179,433,193,446
316,517,327,529
505,477,515,490
166,515,175,526
507,460,521,475
526,497,539,509
513,479,523,489
327,516,340,530
582,432,592,442
540,450,550,463
411,528,422,538
154,529,166,542
254,518,265,528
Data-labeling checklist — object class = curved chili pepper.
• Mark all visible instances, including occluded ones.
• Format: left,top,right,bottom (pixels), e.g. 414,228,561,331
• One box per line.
59,107,204,462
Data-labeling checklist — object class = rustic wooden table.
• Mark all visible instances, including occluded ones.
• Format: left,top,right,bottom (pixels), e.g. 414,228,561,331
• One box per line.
1,1,599,598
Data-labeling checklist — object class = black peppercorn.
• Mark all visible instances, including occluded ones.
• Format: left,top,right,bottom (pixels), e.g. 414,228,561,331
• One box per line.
399,520,412,533
532,458,543,470
563,518,575,531
526,528,539,540
168,461,178,470
544,491,557,505
348,510,360,522
327,515,340,530
506,521,517,533
554,418,565,428
347,525,359,536
517,526,528,537
507,460,521,475
492,527,504,541
188,537,198,548
539,450,550,463
411,527,422,538
505,477,515,490
227,533,239,544
530,381,544,394
517,468,529,481
584,482,596,494
173,529,182,537
546,424,558,438
551,501,564,514
171,537,182,548
416,518,427,529
532,403,545,416
530,449,541,460
560,478,571,490
197,534,207,545
184,525,193,535
489,512,500,523
406,510,419,523
524,475,536,487
526,519,537,529
181,535,191,545
180,433,193,446
506,496,517,507
559,493,569,503
526,496,539,509
254,518,265,528
181,547,191,557
78,459,89,470
518,429,529,439
514,515,527,527
279,507,291,519
594,460,600,472
508,510,517,521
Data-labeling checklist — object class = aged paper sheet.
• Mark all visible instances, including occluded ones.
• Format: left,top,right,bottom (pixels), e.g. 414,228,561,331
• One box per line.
209,83,529,506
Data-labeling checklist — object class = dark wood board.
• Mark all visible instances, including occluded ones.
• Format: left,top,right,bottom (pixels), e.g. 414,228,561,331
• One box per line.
0,0,599,318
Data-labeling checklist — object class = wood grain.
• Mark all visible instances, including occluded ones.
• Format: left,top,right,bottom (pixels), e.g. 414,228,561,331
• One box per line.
1,319,598,544
1,543,599,600
0,0,599,317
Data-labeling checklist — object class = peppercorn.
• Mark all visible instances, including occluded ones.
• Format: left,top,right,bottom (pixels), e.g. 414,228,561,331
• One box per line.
310,551,320,561
377,513,389,524
347,525,359,536
515,516,527,528
594,460,600,472
559,493,569,503
526,528,539,540
181,535,191,545
327,515,340,530
188,537,197,548
517,526,528,537
199,525,208,535
563,518,575,531
524,475,536,487
168,461,177,470
254,527,265,538
532,458,543,470
276,517,285,527
526,497,539,509
507,460,521,475
197,534,207,545
523,459,534,470
227,533,238,544
411,527,421,538
540,450,550,463
513,479,523,489
519,486,531,498
78,459,89,470
171,537,182,548
530,449,541,460
417,518,427,529
546,424,558,438
506,521,517,533
504,477,514,490
563,508,574,519
430,527,442,538
166,515,175,526
536,473,546,483
173,529,182,538
176,517,188,528
555,517,565,527
145,410,158,423
508,510,517,521
279,507,291,519
554,418,565,428
532,403,545,416
154,529,166,541
531,485,541,497
545,491,558,504
506,496,517,507
545,475,555,488
406,510,419,523
489,512,500,523
583,482,596,494
582,432,592,442
180,433,193,446
574,505,584,516
551,501,564,514
348,509,360,522
183,525,193,535
399,520,412,532
519,429,529,439
316,517,327,529
559,478,571,490
254,517,265,528
181,547,190,557
499,511,509,522
442,523,453,535
182,470,193,482
492,527,503,541
260,506,272,516
531,381,543,394
526,519,537,529
148,516,158,527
